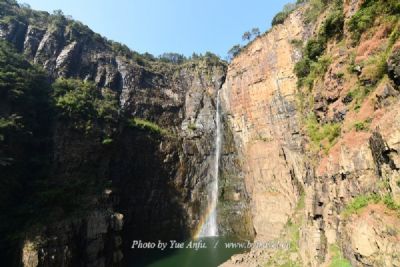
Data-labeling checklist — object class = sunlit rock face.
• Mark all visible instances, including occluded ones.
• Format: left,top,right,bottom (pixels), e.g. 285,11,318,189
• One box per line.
220,1,400,266
221,7,308,242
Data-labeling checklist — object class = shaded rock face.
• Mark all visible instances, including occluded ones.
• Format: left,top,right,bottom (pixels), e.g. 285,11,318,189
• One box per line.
388,45,400,86
218,118,255,240
0,4,254,267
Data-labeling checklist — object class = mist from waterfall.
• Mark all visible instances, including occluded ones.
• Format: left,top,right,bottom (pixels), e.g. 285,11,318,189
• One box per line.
199,90,221,237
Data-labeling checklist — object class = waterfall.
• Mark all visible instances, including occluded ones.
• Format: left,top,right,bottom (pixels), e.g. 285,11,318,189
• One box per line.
199,90,221,237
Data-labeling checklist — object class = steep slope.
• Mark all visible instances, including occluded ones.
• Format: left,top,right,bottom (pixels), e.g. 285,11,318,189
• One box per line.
0,1,253,266
2,0,400,267
221,5,308,242
221,0,400,267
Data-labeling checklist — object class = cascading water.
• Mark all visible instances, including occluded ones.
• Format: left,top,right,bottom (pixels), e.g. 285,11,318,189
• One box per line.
199,90,221,237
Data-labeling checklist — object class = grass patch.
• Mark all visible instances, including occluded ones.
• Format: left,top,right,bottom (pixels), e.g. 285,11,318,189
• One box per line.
101,138,113,145
383,195,400,212
342,194,381,217
296,193,306,211
342,193,400,218
286,218,300,253
302,55,332,88
263,219,302,267
305,113,341,153
329,244,352,267
128,118,169,135
345,85,373,112
354,119,371,132
360,52,388,85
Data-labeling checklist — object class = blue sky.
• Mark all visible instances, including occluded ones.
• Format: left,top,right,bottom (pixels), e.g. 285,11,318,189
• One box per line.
19,0,293,58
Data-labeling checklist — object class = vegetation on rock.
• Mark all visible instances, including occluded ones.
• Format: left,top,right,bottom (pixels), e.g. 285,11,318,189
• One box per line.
54,78,118,124
328,244,352,267
342,194,400,218
0,40,52,261
271,3,296,26
305,113,341,152
348,0,400,43
128,117,169,136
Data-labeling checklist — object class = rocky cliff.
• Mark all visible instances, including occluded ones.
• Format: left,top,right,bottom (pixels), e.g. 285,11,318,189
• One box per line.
1,0,400,266
0,1,253,266
221,0,400,266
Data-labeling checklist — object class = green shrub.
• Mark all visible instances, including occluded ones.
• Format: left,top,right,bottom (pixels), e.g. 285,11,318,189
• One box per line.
329,245,352,267
298,55,332,88
389,24,400,47
271,3,297,26
294,58,312,78
346,85,373,111
53,78,118,124
348,0,400,43
295,2,347,85
354,122,367,131
54,79,97,119
305,38,326,60
272,11,289,26
0,114,22,131
128,118,168,135
348,2,377,42
354,119,371,132
102,138,113,145
304,0,328,23
311,55,332,76
305,113,341,152
320,9,344,39
336,72,345,79
94,89,118,122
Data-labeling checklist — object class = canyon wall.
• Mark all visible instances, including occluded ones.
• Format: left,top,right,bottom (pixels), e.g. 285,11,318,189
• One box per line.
1,1,400,267
221,6,308,242
222,1,400,266
0,2,252,266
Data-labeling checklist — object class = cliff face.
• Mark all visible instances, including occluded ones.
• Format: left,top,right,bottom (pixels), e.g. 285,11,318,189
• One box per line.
0,2,253,267
221,1,400,267
2,1,400,267
221,7,308,242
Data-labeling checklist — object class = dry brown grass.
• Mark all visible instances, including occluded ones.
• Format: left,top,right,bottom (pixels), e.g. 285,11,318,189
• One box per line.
355,25,391,63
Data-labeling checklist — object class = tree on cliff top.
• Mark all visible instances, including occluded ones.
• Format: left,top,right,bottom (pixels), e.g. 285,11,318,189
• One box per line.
251,27,261,37
242,31,252,41
227,44,242,61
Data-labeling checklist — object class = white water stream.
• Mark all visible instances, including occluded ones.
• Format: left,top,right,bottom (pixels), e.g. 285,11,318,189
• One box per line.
199,90,221,237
